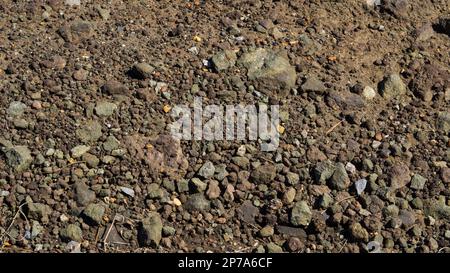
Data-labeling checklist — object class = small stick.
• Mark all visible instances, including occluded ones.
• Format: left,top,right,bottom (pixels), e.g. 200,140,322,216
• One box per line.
326,119,345,135
103,214,117,246
336,196,355,205
338,239,347,253
0,202,29,250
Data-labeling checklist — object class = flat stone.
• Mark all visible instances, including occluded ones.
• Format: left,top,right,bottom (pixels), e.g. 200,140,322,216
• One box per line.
184,193,210,212
95,101,117,117
76,120,102,144
276,225,307,238
103,135,120,152
60,224,82,242
211,50,237,72
7,101,27,117
83,203,105,225
119,186,135,197
27,202,52,223
132,63,155,79
4,145,33,172
379,73,407,99
389,162,411,190
102,80,129,96
330,163,351,190
238,48,297,95
410,174,427,190
139,212,163,247
301,76,326,93
290,201,312,227
286,172,299,185
313,161,336,183
71,145,90,158
190,178,207,192
251,164,276,183
74,182,96,206
237,200,259,224
198,161,215,179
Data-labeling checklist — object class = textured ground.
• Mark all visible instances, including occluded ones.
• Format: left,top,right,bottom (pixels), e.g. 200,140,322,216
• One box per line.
0,0,449,253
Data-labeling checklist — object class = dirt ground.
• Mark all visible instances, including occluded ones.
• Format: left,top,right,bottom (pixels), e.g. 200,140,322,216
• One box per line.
0,0,449,253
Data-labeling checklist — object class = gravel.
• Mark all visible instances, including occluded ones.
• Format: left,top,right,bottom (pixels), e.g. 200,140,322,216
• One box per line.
1,0,449,254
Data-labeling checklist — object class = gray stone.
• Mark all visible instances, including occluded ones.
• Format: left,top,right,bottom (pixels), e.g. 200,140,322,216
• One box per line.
95,101,117,117
190,178,207,192
198,161,215,179
147,183,164,199
266,242,283,253
132,63,155,79
13,118,29,129
60,224,82,242
277,226,307,238
177,179,190,193
437,112,450,134
362,86,377,100
286,172,300,185
350,222,369,242
410,174,427,190
71,145,90,158
238,48,297,94
102,80,129,96
139,212,163,247
399,210,416,228
379,73,407,99
259,226,274,237
31,221,44,238
301,76,326,93
211,50,237,72
184,193,211,212
389,162,411,190
119,186,135,197
4,146,33,172
319,193,333,208
76,120,102,143
65,0,81,6
330,163,350,190
237,200,259,224
299,34,321,55
27,202,52,223
95,6,110,20
162,226,176,237
103,135,120,152
290,201,312,227
7,101,27,117
313,161,335,183
74,182,96,206
251,164,276,183
83,203,105,225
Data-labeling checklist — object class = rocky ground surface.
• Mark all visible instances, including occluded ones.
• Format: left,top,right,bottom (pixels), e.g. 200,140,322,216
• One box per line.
0,0,449,253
